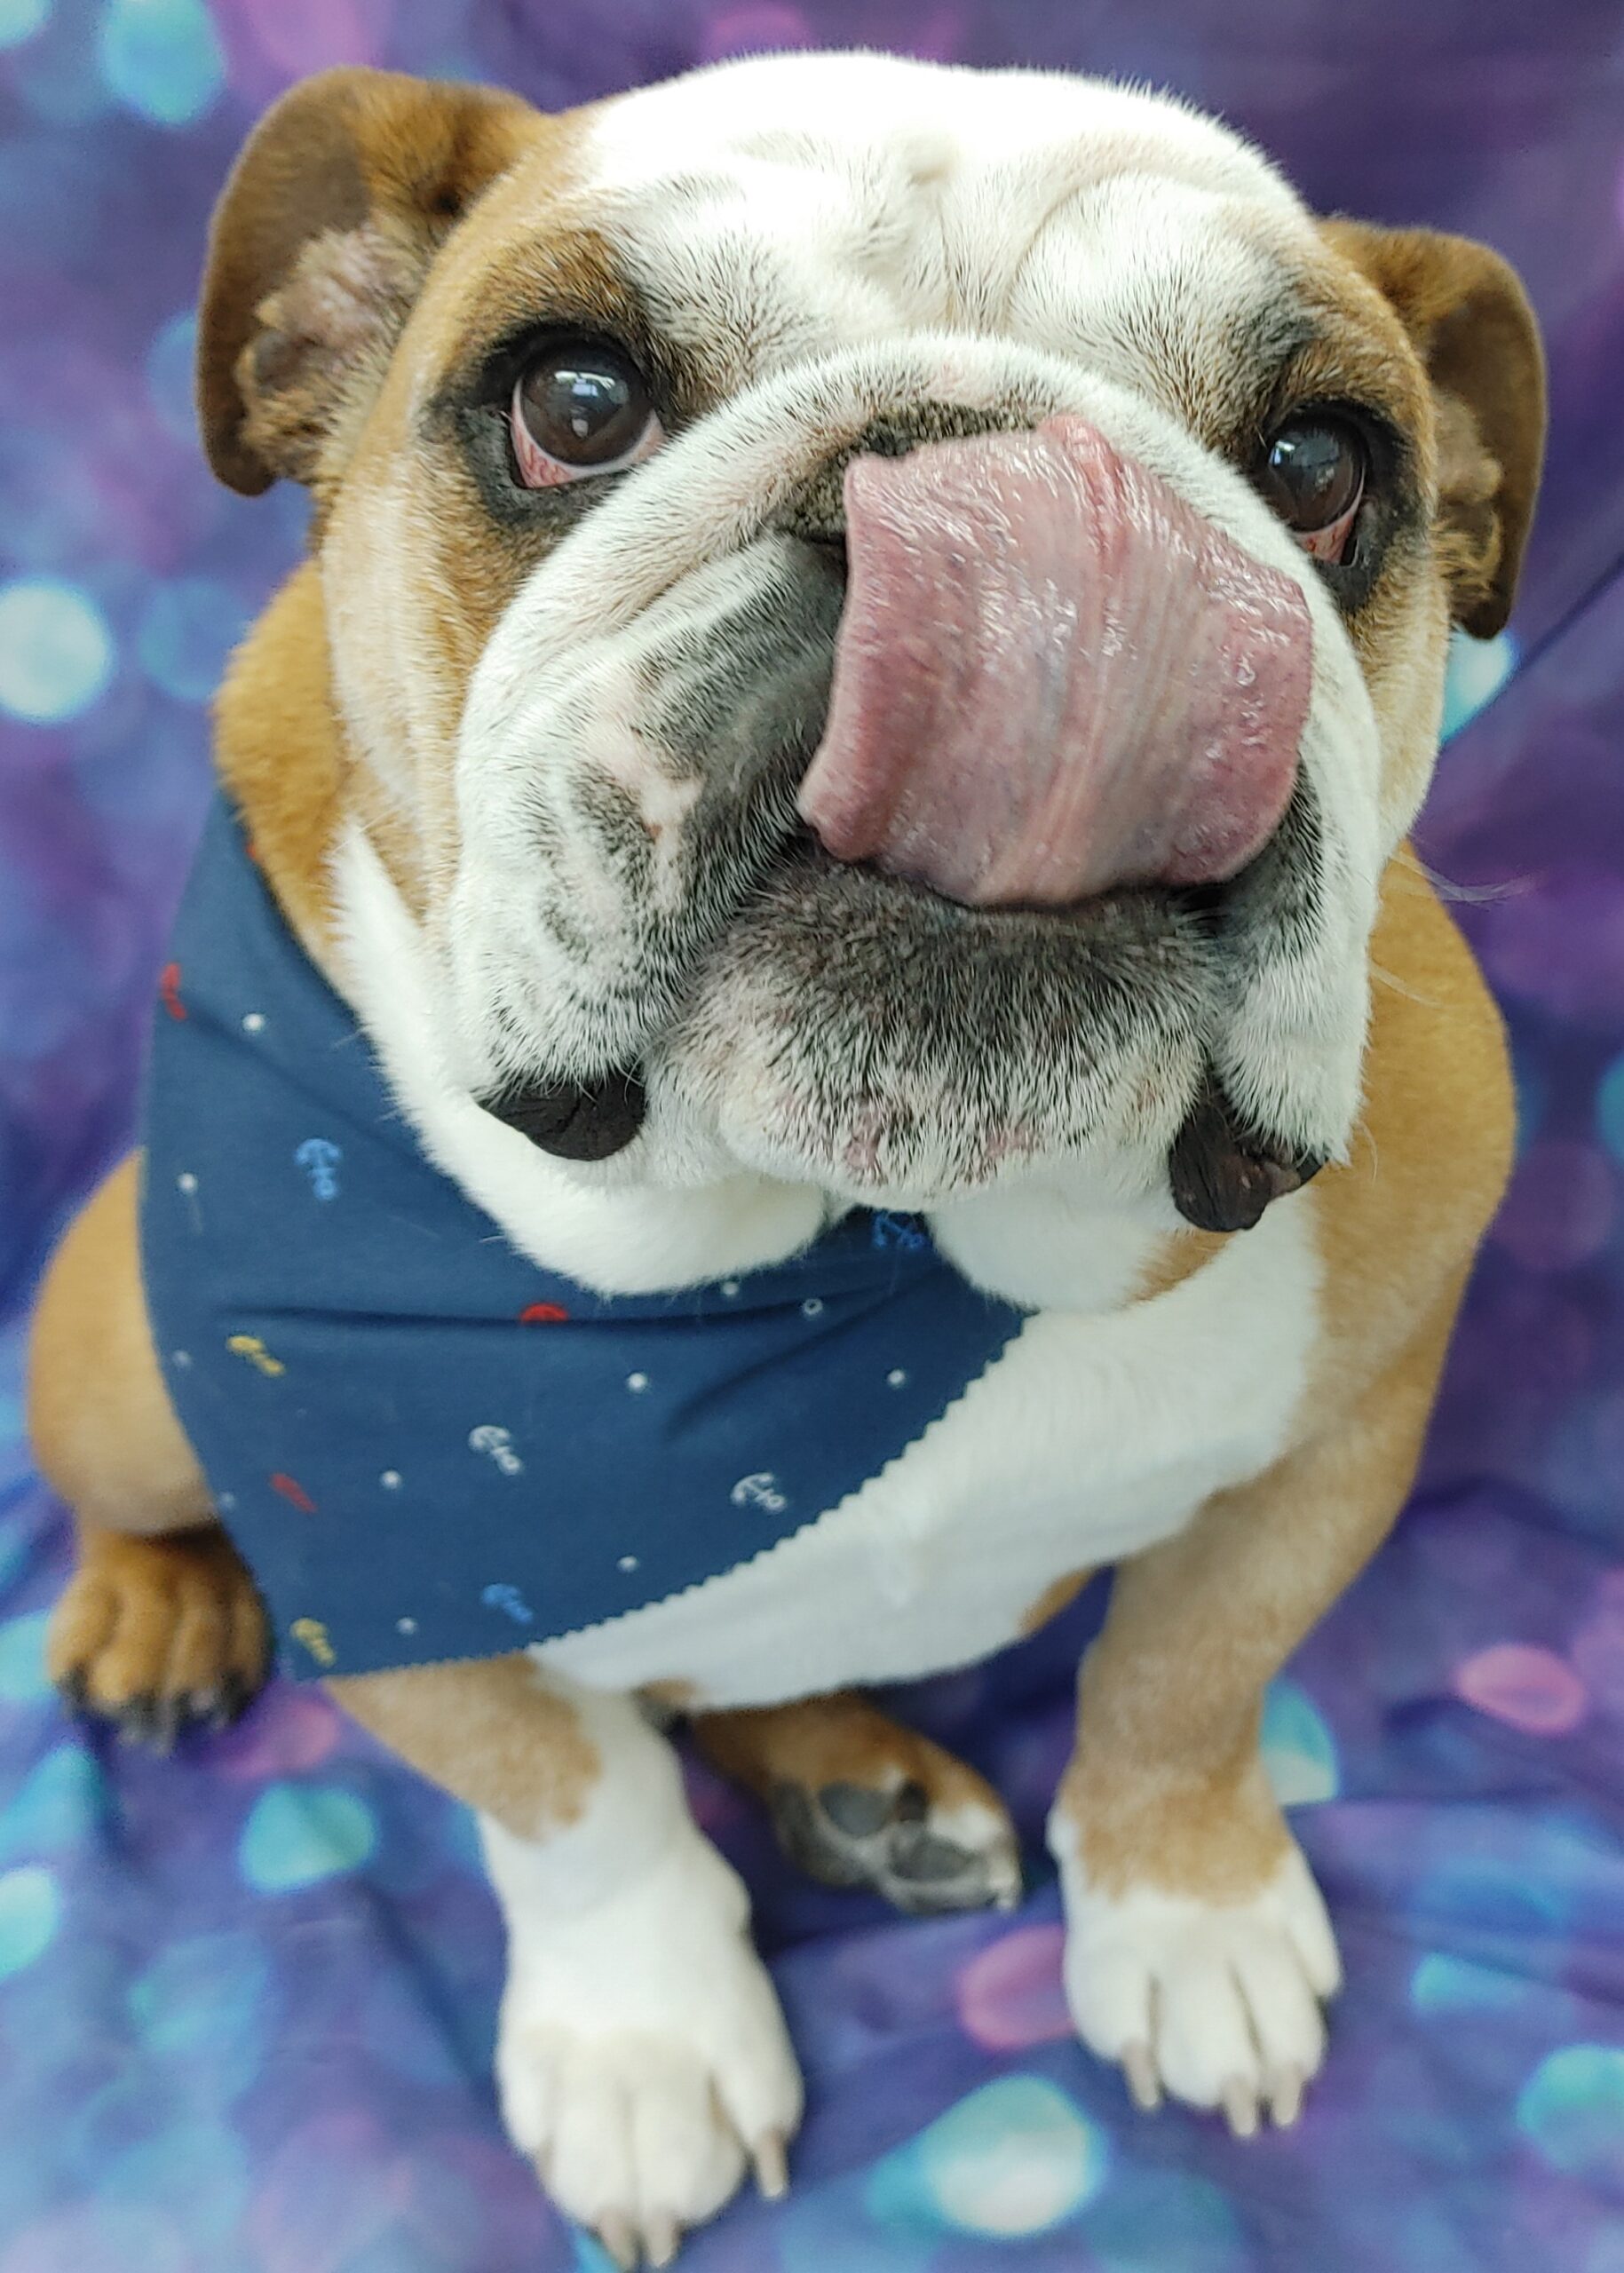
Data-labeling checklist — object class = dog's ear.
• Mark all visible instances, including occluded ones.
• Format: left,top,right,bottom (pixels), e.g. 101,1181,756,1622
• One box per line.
197,67,538,496
1323,222,1545,638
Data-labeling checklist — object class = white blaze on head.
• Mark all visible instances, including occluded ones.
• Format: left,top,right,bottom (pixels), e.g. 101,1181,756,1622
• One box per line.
579,51,1304,387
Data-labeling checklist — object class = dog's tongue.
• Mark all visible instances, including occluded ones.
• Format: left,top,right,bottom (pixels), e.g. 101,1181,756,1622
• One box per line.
797,415,1312,907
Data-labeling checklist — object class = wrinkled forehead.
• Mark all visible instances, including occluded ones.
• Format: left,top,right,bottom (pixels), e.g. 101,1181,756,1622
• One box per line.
582,51,1300,226
425,53,1407,447
574,54,1309,384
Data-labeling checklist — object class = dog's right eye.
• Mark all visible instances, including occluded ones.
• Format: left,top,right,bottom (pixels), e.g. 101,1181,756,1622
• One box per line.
1256,413,1367,563
510,338,663,487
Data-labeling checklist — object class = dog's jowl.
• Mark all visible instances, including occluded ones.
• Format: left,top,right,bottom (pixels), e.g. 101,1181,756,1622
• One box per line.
28,49,1541,2269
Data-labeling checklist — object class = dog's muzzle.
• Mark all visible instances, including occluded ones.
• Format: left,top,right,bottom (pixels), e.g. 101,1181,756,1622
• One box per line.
482,402,1326,1222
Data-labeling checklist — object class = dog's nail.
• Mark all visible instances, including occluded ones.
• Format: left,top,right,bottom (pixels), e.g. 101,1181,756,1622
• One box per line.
596,2211,638,2271
147,1695,185,1756
753,2128,789,2200
117,1693,159,1746
1269,2063,1305,2129
1122,2042,1161,2112
1222,2077,1260,2138
644,2210,682,2268
214,1671,252,1729
57,1669,89,1716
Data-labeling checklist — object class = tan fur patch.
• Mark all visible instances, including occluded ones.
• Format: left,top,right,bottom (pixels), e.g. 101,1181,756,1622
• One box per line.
28,1154,212,1538
329,1654,599,1834
212,562,351,954
1306,851,1514,1394
1132,1229,1229,1304
1057,1292,1461,1902
694,1690,1002,1823
1018,1568,1096,1636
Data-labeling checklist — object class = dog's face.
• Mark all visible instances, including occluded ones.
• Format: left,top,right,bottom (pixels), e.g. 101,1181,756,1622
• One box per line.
199,55,1543,1221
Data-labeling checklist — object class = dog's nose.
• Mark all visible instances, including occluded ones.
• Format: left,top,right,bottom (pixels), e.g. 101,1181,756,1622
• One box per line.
777,400,1028,550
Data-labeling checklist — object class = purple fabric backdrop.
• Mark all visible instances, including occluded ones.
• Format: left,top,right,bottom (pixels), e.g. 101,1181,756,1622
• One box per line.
1,5,1621,2270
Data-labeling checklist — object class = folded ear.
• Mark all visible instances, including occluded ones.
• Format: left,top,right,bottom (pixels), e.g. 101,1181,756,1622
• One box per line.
197,67,539,497
1322,221,1546,638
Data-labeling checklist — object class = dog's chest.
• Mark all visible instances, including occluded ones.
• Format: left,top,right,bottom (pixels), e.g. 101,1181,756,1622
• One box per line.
539,1199,1319,1708
322,825,1321,1705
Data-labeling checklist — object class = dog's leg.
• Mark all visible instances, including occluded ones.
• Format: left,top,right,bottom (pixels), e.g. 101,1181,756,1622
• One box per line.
332,1658,802,2267
695,1691,1022,1913
1050,1303,1459,2133
29,1154,270,1742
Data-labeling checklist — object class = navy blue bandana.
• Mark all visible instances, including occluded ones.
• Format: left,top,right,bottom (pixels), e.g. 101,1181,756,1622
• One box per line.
139,799,1030,1681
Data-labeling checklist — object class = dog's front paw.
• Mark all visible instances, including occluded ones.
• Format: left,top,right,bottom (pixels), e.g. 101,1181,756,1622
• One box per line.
1053,1836,1342,2134
50,1526,269,1747
495,1833,802,2268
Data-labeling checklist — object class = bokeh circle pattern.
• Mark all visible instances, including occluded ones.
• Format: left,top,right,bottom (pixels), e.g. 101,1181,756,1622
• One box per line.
1439,628,1517,741
145,312,199,445
0,1865,60,1983
866,2077,1109,2239
955,1921,1071,2050
0,0,49,51
239,1783,379,1892
1517,2046,1624,2185
0,578,115,722
0,1611,52,1702
98,0,225,127
1598,1052,1624,1168
1454,1643,1589,1735
136,578,250,704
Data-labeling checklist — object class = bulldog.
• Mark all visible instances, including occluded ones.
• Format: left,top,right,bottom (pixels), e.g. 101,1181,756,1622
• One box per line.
28,49,1542,2269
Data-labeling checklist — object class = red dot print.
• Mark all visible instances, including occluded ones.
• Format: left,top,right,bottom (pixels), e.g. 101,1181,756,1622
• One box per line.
519,1302,571,1325
159,962,186,1021
270,1472,317,1514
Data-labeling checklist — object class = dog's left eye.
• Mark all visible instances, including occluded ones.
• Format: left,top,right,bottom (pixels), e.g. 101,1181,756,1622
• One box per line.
1256,415,1367,564
510,338,663,487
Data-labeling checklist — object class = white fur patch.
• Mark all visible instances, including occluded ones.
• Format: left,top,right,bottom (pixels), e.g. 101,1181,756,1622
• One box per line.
480,1675,801,2243
331,821,830,1291
1048,1812,1342,2126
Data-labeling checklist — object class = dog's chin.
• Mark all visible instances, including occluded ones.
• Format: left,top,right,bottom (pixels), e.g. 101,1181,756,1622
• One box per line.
653,843,1223,1208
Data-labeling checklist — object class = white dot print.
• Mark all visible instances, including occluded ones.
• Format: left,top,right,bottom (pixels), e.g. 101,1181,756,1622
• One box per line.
720,1280,741,1299
242,1012,265,1034
397,1617,417,1635
176,1171,197,1194
379,1470,401,1490
887,1368,907,1388
626,1372,649,1393
801,1298,824,1319
170,1350,192,1369
218,1493,236,1513
618,1555,639,1573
